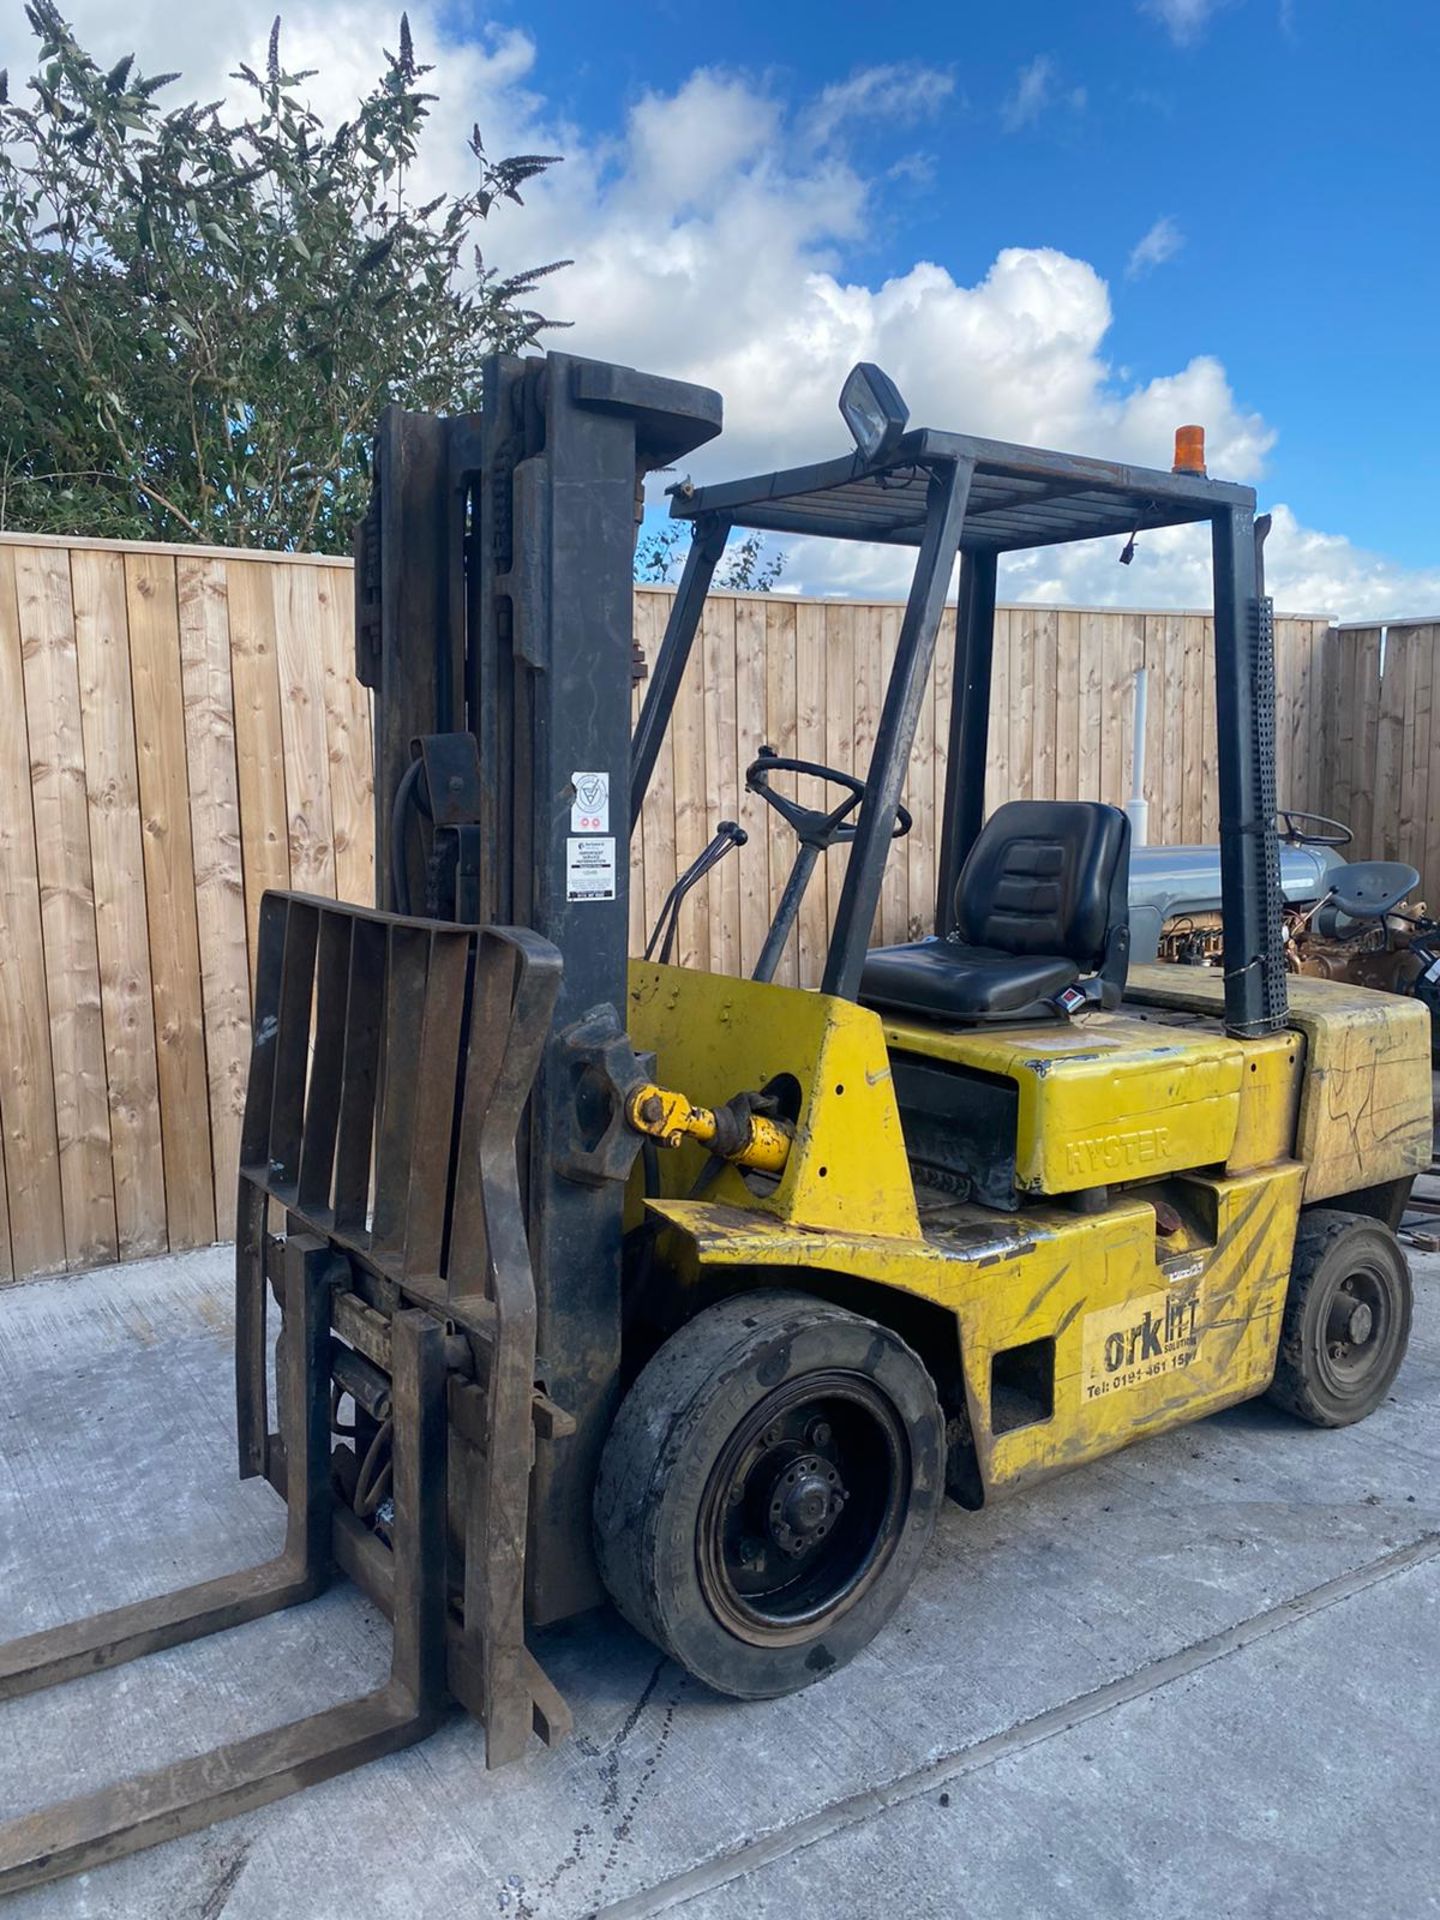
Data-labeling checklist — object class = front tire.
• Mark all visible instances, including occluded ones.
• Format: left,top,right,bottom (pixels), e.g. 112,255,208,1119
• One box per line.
1266,1210,1412,1427
594,1290,944,1699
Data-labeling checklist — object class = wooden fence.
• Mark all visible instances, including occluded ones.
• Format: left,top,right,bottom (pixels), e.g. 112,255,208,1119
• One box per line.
1320,621,1440,898
0,535,367,1283
0,532,1343,1282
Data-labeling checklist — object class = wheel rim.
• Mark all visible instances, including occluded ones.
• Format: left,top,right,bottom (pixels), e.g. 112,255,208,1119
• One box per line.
1315,1260,1395,1399
696,1370,910,1647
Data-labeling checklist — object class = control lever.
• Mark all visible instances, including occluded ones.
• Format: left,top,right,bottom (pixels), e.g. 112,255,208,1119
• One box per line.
645,821,747,966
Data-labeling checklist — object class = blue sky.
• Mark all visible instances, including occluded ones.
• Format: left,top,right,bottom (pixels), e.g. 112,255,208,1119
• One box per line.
8,0,1437,610
457,0,1436,573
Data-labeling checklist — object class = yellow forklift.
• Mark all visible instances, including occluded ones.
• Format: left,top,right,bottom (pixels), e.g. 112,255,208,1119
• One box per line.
0,356,1430,1891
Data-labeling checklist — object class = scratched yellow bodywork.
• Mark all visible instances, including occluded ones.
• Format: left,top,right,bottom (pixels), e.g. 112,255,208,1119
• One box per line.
650,1165,1302,1493
1222,1029,1304,1172
625,955,1417,1504
1126,965,1432,1201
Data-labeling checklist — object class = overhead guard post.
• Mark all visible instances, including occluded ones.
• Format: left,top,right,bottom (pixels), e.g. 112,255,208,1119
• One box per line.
1211,505,1288,1037
935,549,998,931
822,458,974,1000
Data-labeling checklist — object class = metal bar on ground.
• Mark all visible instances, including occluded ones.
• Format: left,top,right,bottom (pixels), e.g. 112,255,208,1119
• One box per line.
0,1279,455,1896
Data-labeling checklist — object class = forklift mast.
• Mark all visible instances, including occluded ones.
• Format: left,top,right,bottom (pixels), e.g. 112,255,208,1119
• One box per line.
355,353,721,1618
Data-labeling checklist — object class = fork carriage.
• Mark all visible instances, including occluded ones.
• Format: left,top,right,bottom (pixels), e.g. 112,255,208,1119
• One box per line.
0,900,571,1891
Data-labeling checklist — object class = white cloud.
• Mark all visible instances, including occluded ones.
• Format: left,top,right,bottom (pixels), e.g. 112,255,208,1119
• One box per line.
1002,54,1057,131
886,152,938,187
625,71,785,211
806,62,955,146
1141,0,1229,45
1000,54,1087,134
0,2,558,220
1126,215,1185,278
1249,506,1440,618
2,0,1433,620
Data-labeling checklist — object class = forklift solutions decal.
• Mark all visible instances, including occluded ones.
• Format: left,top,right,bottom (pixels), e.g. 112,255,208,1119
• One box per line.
1081,1288,1201,1398
566,836,617,901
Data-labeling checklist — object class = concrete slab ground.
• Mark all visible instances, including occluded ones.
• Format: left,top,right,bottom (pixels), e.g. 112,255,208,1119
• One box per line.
1,1243,1437,1920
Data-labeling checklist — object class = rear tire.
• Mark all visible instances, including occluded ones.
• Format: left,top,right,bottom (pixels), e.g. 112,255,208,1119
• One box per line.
1266,1210,1412,1427
594,1290,944,1699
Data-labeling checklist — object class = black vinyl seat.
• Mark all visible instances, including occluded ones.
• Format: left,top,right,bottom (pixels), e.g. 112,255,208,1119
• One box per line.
861,800,1132,1023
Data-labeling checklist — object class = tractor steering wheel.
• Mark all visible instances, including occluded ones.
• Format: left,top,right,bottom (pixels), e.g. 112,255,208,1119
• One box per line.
1275,808,1353,849
746,748,912,848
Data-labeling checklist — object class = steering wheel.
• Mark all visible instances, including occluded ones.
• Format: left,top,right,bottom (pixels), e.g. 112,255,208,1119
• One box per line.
746,748,911,848
1276,808,1353,850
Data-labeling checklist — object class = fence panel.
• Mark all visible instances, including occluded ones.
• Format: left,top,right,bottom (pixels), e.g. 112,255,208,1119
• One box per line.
128,549,216,1253
17,543,117,1270
0,534,364,1283
72,548,166,1260
0,547,66,1279
177,557,250,1238
1322,623,1440,905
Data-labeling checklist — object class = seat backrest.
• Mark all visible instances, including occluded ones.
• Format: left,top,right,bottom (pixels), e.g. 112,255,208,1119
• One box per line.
953,801,1131,966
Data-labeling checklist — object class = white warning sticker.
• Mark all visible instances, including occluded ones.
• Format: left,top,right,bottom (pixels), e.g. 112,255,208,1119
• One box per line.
571,770,611,833
566,835,616,902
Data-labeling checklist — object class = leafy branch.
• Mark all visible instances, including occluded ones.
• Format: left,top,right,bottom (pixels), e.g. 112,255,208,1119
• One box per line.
0,3,569,549
635,520,787,593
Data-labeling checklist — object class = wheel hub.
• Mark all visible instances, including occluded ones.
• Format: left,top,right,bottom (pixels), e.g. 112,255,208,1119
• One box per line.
1344,1300,1374,1344
697,1369,911,1644
1327,1281,1378,1356
767,1452,847,1557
